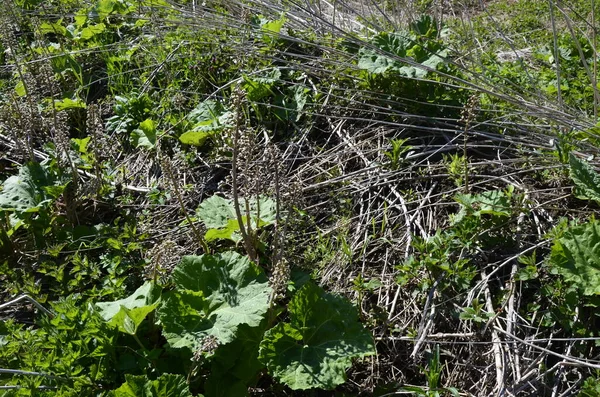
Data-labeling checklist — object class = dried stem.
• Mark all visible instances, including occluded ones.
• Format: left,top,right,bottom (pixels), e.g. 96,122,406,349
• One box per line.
160,150,207,253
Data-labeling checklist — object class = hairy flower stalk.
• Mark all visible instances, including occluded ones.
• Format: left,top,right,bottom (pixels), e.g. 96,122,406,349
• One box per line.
459,93,479,193
230,86,258,263
160,148,208,253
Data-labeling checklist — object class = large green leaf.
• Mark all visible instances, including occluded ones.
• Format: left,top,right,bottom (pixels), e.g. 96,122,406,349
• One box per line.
179,100,233,147
108,374,194,397
178,130,215,147
273,85,310,122
205,323,266,397
550,220,600,295
0,162,56,213
196,195,237,229
96,282,161,335
196,195,277,243
261,16,285,35
54,97,86,110
204,218,243,243
452,189,512,223
253,195,277,225
258,282,375,390
94,0,115,21
357,30,446,77
242,68,281,102
80,23,106,40
250,14,286,45
39,20,68,36
358,32,412,74
410,15,440,38
130,118,157,149
569,153,600,203
157,252,271,350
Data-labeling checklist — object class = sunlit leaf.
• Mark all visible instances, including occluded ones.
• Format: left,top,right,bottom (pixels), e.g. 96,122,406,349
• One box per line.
54,97,86,110
258,282,375,390
179,100,233,146
196,194,277,242
178,130,215,147
94,0,115,21
550,220,600,295
242,68,281,102
358,29,446,76
131,118,157,149
157,252,271,349
108,374,194,397
262,16,285,35
14,80,26,96
80,23,106,40
204,218,242,243
570,153,600,203
0,162,56,213
196,195,237,229
96,282,161,335
39,20,67,36
358,32,412,74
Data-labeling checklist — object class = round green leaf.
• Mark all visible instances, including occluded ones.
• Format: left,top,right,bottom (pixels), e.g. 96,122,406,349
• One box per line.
157,252,271,349
259,282,375,390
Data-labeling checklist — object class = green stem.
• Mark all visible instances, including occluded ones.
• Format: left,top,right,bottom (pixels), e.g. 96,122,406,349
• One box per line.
132,334,147,353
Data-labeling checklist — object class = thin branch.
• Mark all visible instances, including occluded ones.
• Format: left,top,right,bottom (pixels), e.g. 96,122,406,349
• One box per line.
0,294,54,318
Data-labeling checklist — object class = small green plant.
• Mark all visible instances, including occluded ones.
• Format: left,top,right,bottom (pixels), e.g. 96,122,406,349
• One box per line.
551,155,600,295
401,345,460,397
443,153,466,187
178,100,233,147
106,92,157,147
579,374,600,396
384,137,412,170
357,15,447,78
516,251,539,281
459,299,494,324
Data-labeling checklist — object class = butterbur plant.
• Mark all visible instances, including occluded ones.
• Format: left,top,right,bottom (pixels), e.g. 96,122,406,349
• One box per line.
259,282,376,390
547,154,600,296
156,252,271,350
195,194,276,246
85,250,375,395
